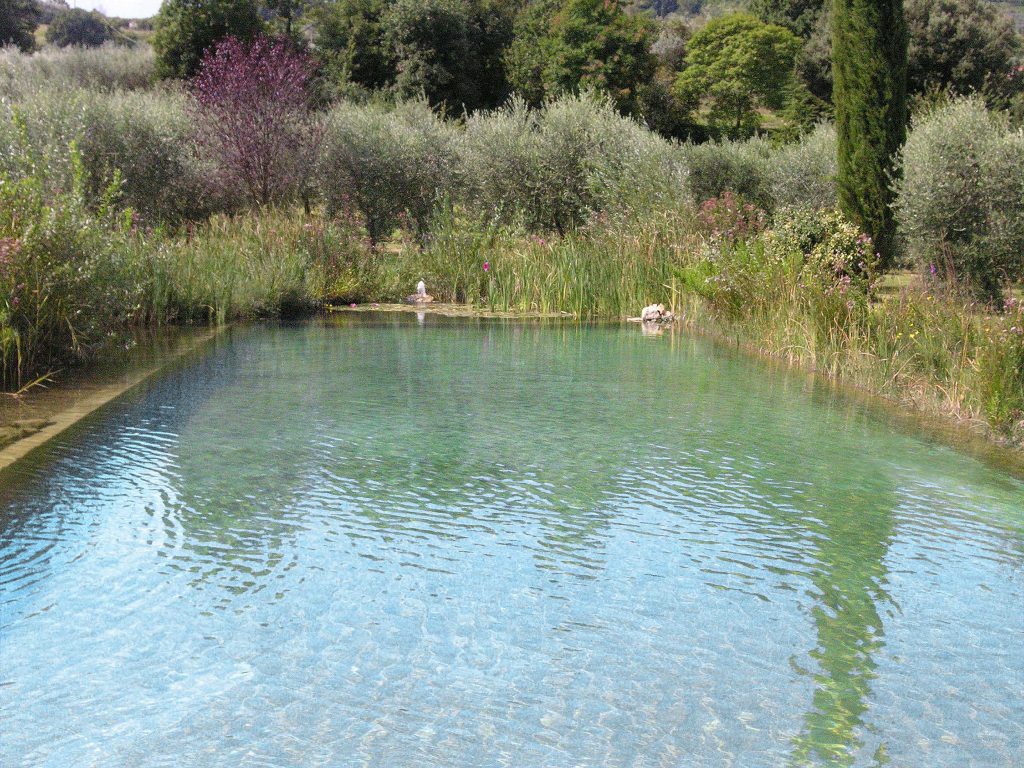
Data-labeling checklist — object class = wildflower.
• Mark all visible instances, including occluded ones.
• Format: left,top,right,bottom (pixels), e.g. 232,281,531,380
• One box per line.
483,261,490,273
350,303,356,308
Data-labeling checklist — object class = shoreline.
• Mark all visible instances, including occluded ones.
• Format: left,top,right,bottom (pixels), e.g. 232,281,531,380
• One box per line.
677,314,1024,480
2,306,1022,480
333,303,1024,476
0,327,222,473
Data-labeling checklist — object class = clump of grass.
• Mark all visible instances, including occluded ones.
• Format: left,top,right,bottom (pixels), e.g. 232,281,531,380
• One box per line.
0,43,155,101
0,147,145,389
393,208,696,317
147,210,361,323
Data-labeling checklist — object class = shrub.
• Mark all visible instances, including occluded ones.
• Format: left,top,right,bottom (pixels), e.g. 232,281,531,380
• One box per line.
895,97,1024,302
764,207,878,286
0,44,155,100
459,97,546,227
550,95,688,223
80,89,212,224
0,87,89,195
0,153,145,388
318,100,459,242
766,122,837,211
695,191,768,244
459,94,687,232
192,36,319,209
681,135,774,211
0,85,210,225
46,9,115,48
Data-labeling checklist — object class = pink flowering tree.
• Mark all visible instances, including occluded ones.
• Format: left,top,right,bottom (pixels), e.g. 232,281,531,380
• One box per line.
192,35,319,209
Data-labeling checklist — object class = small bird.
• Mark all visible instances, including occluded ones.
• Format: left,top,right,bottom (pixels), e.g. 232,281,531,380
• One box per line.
407,279,433,304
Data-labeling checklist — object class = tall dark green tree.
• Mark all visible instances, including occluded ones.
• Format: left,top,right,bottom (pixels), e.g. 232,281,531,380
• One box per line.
152,0,265,79
313,0,395,93
383,0,514,112
46,8,115,47
832,0,908,269
674,13,801,136
504,0,655,115
0,0,38,51
749,0,823,37
266,0,303,37
313,0,514,112
906,0,1020,99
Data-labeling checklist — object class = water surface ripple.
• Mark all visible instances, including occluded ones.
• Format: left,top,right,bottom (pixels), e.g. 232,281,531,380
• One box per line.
1,316,1022,767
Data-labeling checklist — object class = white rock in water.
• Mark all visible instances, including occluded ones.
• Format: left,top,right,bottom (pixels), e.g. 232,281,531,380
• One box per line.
640,303,664,322
417,280,427,297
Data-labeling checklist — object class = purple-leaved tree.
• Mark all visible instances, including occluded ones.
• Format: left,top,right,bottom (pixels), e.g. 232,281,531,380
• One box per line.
193,35,319,209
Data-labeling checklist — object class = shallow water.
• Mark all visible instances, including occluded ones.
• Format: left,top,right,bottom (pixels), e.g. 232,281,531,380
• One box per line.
1,314,1022,767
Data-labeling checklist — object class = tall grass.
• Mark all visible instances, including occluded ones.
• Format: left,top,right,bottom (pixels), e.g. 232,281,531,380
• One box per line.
0,43,155,101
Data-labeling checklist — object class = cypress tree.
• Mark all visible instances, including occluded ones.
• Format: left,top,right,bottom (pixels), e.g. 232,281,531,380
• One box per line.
832,0,908,270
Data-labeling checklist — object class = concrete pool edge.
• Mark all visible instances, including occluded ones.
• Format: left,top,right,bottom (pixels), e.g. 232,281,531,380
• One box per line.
0,327,223,473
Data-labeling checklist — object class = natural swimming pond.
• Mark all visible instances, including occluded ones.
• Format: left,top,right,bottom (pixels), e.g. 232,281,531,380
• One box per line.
1,314,1022,767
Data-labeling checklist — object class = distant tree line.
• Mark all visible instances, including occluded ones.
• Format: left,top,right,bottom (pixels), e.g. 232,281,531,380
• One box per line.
2,0,1020,142
140,0,1022,141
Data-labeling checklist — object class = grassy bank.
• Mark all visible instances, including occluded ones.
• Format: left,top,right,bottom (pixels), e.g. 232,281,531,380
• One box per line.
2,194,1022,446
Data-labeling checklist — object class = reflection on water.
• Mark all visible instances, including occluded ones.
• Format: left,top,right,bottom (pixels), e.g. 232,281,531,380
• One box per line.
1,314,1022,767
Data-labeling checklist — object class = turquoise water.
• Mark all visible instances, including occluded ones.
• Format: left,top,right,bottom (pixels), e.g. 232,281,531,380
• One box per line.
1,314,1022,767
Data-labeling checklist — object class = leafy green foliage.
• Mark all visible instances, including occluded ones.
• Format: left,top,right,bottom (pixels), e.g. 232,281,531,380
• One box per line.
152,0,264,79
896,97,1024,302
766,121,837,211
781,0,1022,108
382,0,514,113
0,146,144,389
748,0,824,37
832,0,908,269
0,0,38,52
0,44,155,99
312,0,394,96
681,135,775,210
906,0,1021,100
674,13,800,137
79,90,214,224
313,0,514,112
317,100,459,242
504,0,655,115
46,8,115,48
460,94,687,232
264,0,305,37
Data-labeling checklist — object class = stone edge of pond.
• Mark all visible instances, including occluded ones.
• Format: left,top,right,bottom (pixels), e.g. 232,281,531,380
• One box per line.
0,328,222,473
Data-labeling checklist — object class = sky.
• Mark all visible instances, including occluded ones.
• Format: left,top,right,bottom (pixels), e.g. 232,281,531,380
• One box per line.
72,0,163,19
